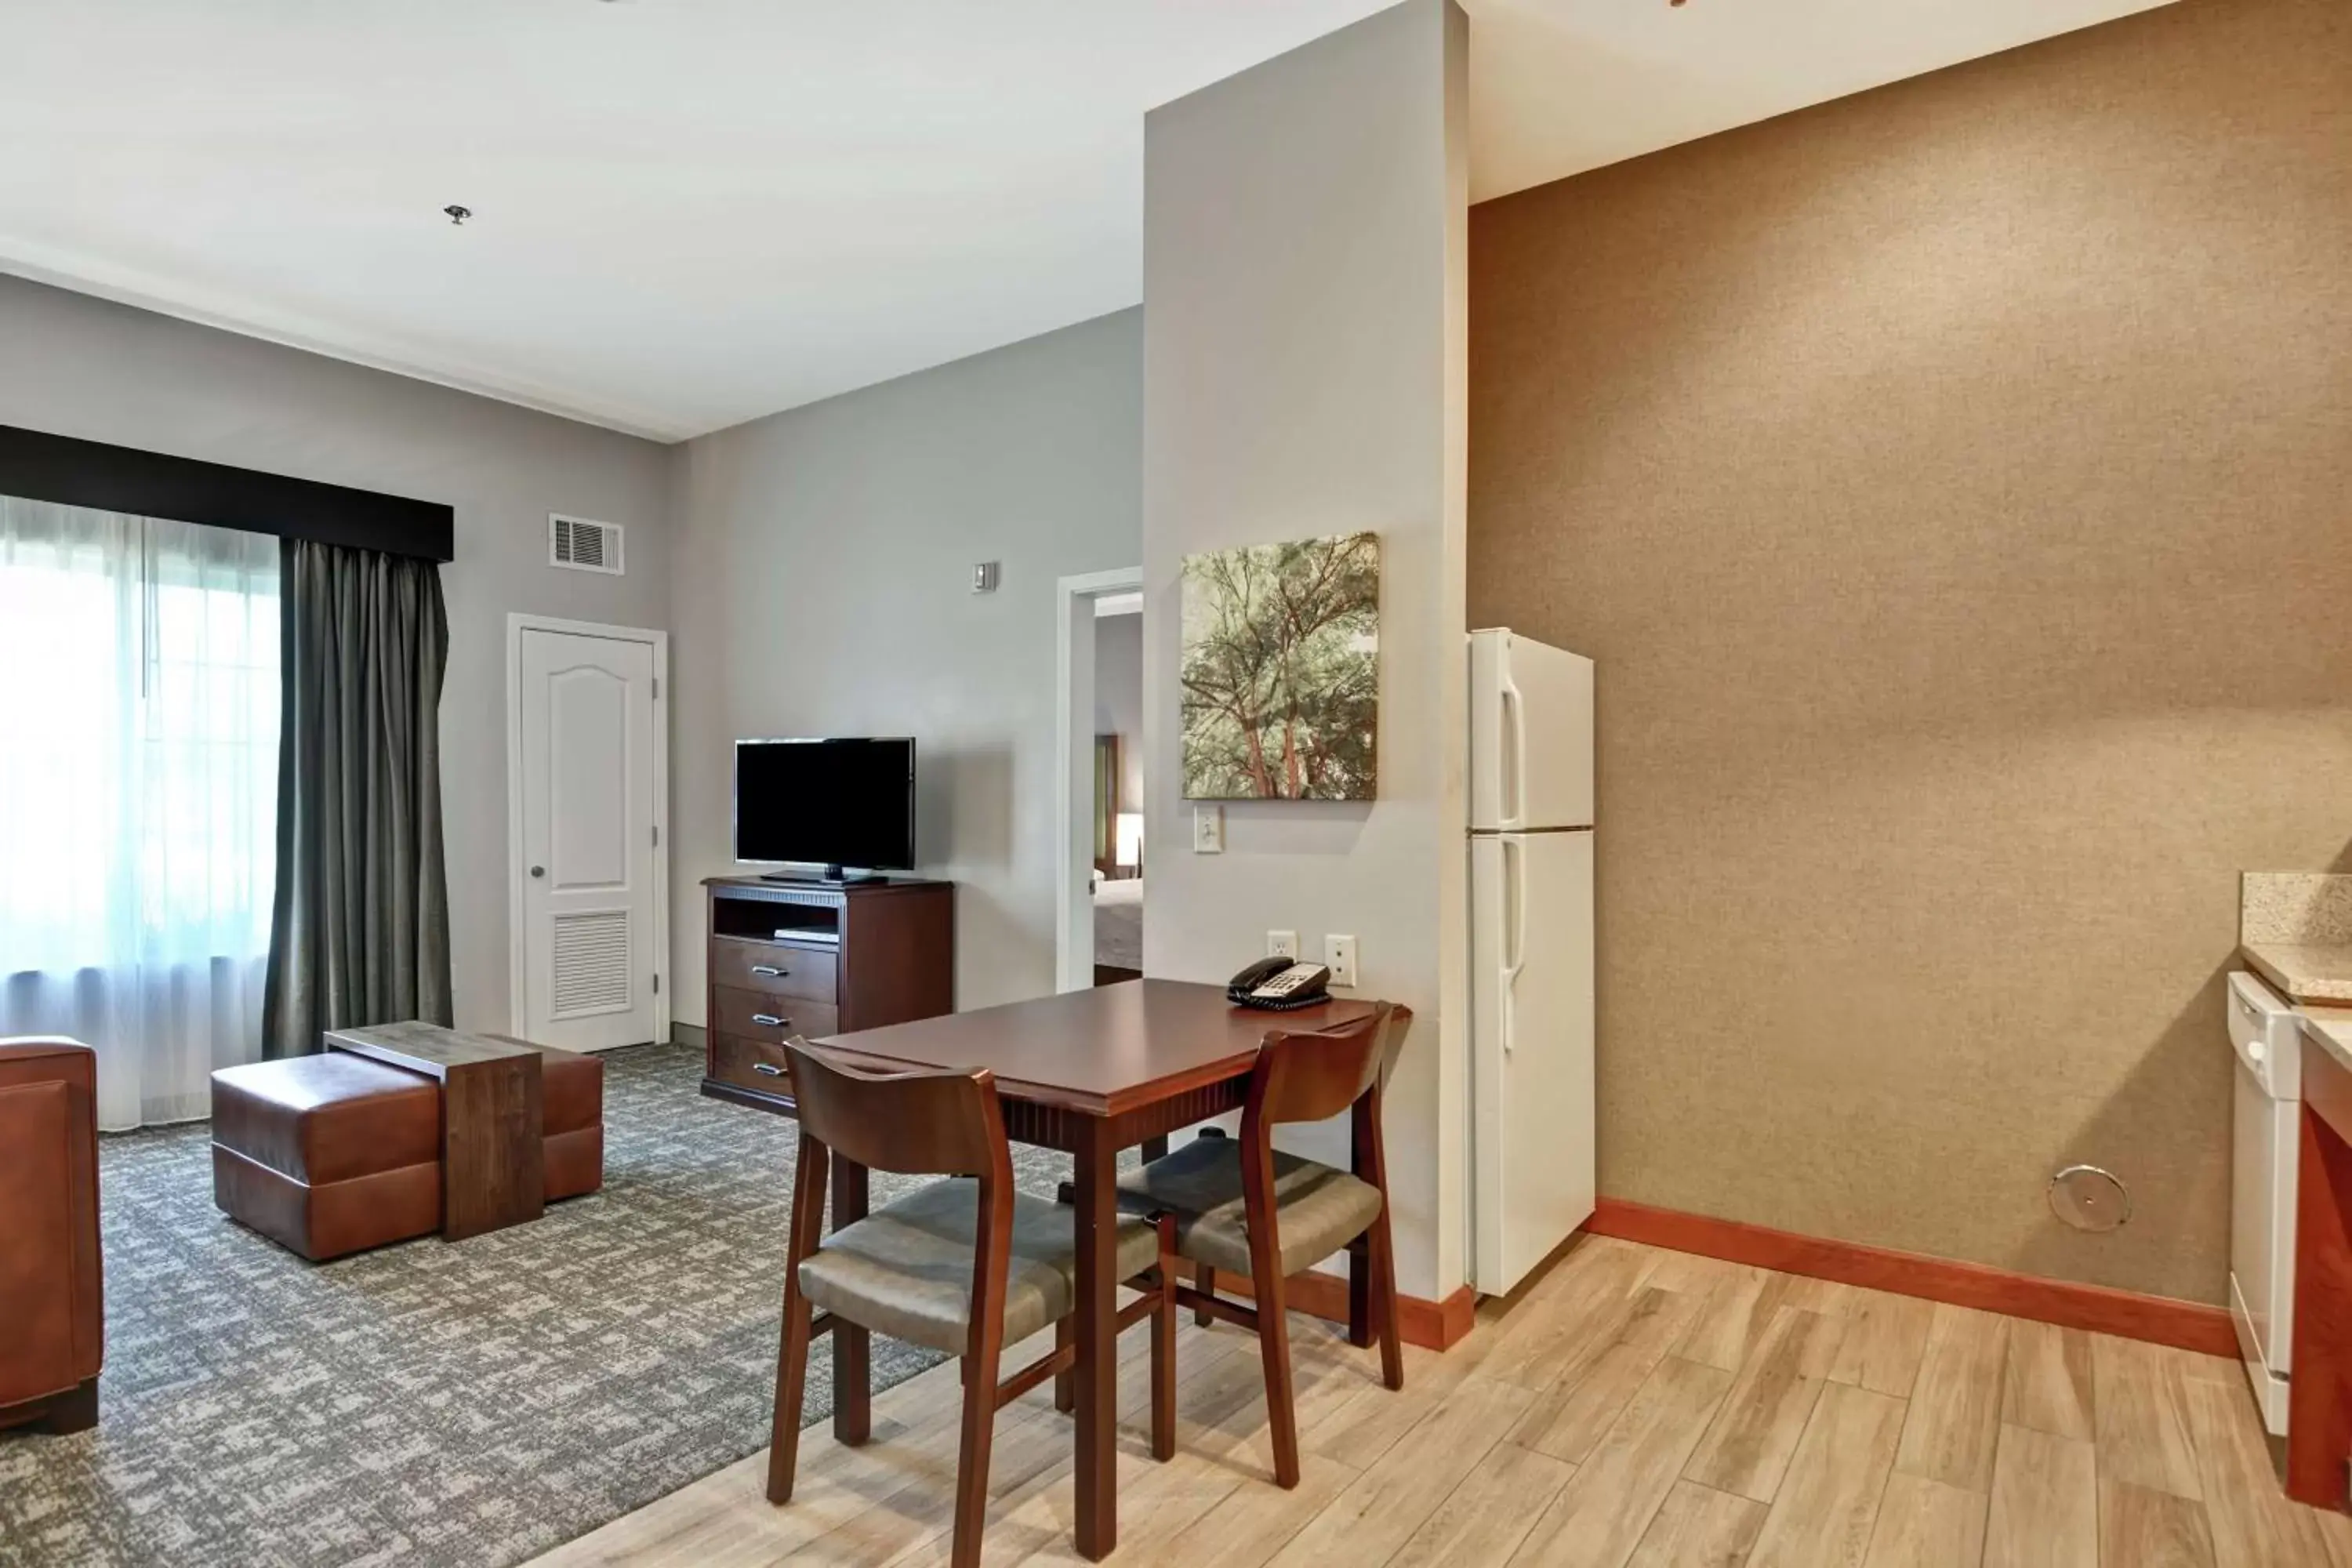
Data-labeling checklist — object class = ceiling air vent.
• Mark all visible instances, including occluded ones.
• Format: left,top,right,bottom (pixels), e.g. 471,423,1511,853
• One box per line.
550,514,624,575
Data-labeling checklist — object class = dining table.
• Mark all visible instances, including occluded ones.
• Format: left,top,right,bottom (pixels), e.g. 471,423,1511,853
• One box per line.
802,976,1382,1560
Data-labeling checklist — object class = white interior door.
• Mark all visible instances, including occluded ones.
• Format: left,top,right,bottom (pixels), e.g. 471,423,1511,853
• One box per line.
1472,828,1596,1295
517,624,661,1051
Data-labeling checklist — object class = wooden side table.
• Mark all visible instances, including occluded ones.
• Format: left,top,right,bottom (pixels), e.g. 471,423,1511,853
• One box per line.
327,1022,545,1240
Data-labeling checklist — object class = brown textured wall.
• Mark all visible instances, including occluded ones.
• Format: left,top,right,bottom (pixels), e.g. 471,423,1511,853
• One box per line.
1468,0,2351,1302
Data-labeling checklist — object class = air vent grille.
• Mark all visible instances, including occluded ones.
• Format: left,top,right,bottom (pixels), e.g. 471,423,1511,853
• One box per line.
552,910,632,1016
550,514,624,575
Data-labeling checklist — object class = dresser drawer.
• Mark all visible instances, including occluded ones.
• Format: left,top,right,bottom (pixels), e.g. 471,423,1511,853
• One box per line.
711,985,837,1044
710,938,837,1004
711,1033,797,1095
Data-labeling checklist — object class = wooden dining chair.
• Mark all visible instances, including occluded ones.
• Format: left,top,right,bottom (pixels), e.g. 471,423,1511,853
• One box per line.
766,1040,1181,1568
1114,1002,1413,1490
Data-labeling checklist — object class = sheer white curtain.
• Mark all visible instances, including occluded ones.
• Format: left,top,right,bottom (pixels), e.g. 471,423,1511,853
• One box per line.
0,495,280,1129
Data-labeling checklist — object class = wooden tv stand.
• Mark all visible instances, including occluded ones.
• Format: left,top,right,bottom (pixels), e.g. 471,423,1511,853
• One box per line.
698,874,954,1114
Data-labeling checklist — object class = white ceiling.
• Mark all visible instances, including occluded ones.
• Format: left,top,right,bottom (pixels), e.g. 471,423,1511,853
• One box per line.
0,0,2170,441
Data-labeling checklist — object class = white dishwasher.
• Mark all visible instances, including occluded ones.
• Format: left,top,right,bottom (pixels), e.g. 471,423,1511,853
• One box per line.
2229,969,2304,1436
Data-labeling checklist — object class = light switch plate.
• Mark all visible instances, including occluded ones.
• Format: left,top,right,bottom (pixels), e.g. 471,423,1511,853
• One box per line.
1326,935,1358,987
1193,805,1224,854
1268,930,1298,959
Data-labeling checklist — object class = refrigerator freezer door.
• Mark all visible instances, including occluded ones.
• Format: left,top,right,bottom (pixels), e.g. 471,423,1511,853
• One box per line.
1470,630,1595,832
1472,829,1596,1296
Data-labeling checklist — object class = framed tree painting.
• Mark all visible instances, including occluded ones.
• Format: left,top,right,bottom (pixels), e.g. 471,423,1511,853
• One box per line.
1179,531,1378,800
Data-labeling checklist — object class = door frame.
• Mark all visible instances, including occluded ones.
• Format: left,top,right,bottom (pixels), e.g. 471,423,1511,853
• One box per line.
505,612,672,1046
1054,567,1143,994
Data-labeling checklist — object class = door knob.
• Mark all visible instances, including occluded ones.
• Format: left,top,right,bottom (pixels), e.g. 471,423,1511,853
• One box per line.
530,866,546,878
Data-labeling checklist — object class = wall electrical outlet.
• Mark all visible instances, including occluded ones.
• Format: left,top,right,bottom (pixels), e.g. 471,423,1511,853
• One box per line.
1268,930,1299,959
1193,805,1224,854
1326,935,1358,988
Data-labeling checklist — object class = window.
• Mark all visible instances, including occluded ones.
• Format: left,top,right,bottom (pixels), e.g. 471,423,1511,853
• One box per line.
0,495,278,1127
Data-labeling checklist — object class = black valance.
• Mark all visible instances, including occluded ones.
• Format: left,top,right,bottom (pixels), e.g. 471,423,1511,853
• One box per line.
0,423,453,564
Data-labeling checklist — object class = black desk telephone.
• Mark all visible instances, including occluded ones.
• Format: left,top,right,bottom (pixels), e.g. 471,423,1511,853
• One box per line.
1227,956,1334,1011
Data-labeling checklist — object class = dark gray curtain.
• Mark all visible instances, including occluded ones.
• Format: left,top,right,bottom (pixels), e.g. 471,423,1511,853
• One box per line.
261,540,452,1058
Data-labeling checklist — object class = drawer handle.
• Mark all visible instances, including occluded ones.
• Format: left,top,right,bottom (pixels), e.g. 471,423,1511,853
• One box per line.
752,1014,787,1028
752,1062,786,1077
751,964,786,977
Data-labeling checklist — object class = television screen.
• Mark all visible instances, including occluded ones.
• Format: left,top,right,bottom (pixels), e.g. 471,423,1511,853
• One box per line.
735,738,916,871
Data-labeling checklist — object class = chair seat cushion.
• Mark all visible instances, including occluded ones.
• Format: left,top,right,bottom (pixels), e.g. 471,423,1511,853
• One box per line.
797,1179,1160,1356
1116,1136,1383,1279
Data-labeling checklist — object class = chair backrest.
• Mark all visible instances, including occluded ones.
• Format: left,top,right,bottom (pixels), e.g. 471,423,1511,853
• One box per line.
782,1040,1007,1179
1250,1002,1412,1128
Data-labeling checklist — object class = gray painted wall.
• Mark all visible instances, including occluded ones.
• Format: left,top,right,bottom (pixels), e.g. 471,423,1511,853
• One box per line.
1142,0,1471,1299
666,310,1144,1018
0,274,675,1036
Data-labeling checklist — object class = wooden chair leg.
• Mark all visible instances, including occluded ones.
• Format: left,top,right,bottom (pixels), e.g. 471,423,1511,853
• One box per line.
832,1155,873,1446
1151,1216,1179,1461
1191,1128,1228,1332
952,1342,1004,1568
1247,1254,1301,1489
1054,1316,1076,1414
764,1276,815,1503
768,1133,829,1506
1347,1234,1374,1350
1353,1065,1405,1392
1367,1205,1403,1392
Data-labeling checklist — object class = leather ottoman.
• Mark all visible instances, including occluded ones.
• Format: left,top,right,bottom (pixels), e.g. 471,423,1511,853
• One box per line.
211,1054,443,1261
539,1044,604,1202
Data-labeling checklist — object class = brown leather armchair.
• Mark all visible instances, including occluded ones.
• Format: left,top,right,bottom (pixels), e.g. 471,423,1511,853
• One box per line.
0,1038,103,1433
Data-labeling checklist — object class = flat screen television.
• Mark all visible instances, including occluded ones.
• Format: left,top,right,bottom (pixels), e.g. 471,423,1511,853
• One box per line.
734,738,916,879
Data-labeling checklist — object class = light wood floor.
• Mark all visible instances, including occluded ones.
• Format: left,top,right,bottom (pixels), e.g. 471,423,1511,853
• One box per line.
528,1236,2352,1568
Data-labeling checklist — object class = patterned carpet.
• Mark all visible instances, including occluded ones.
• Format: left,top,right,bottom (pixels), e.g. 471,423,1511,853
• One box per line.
0,1040,1078,1568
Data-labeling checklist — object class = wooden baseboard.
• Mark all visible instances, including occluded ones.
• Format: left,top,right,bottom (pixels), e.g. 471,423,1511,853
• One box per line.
1218,1269,1478,1352
1585,1198,2238,1359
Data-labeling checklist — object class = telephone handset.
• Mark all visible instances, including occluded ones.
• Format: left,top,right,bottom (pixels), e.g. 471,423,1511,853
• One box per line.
1227,956,1334,1011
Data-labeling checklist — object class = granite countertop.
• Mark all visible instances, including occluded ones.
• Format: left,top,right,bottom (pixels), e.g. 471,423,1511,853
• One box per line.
2303,1008,2352,1076
2241,872,2352,1006
2243,944,2352,1006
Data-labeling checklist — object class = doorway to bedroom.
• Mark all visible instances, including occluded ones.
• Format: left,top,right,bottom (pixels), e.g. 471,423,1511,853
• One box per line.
1088,594,1143,985
1054,567,1144,993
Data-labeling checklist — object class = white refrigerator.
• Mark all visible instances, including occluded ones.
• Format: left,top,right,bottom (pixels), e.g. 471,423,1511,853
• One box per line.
1468,628,1596,1297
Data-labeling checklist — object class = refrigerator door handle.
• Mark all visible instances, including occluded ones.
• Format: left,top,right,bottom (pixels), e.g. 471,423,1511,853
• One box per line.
1502,837,1527,1054
1499,667,1527,830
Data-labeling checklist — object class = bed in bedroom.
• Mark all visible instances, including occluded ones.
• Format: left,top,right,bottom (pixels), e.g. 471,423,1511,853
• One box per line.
1092,875,1142,985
